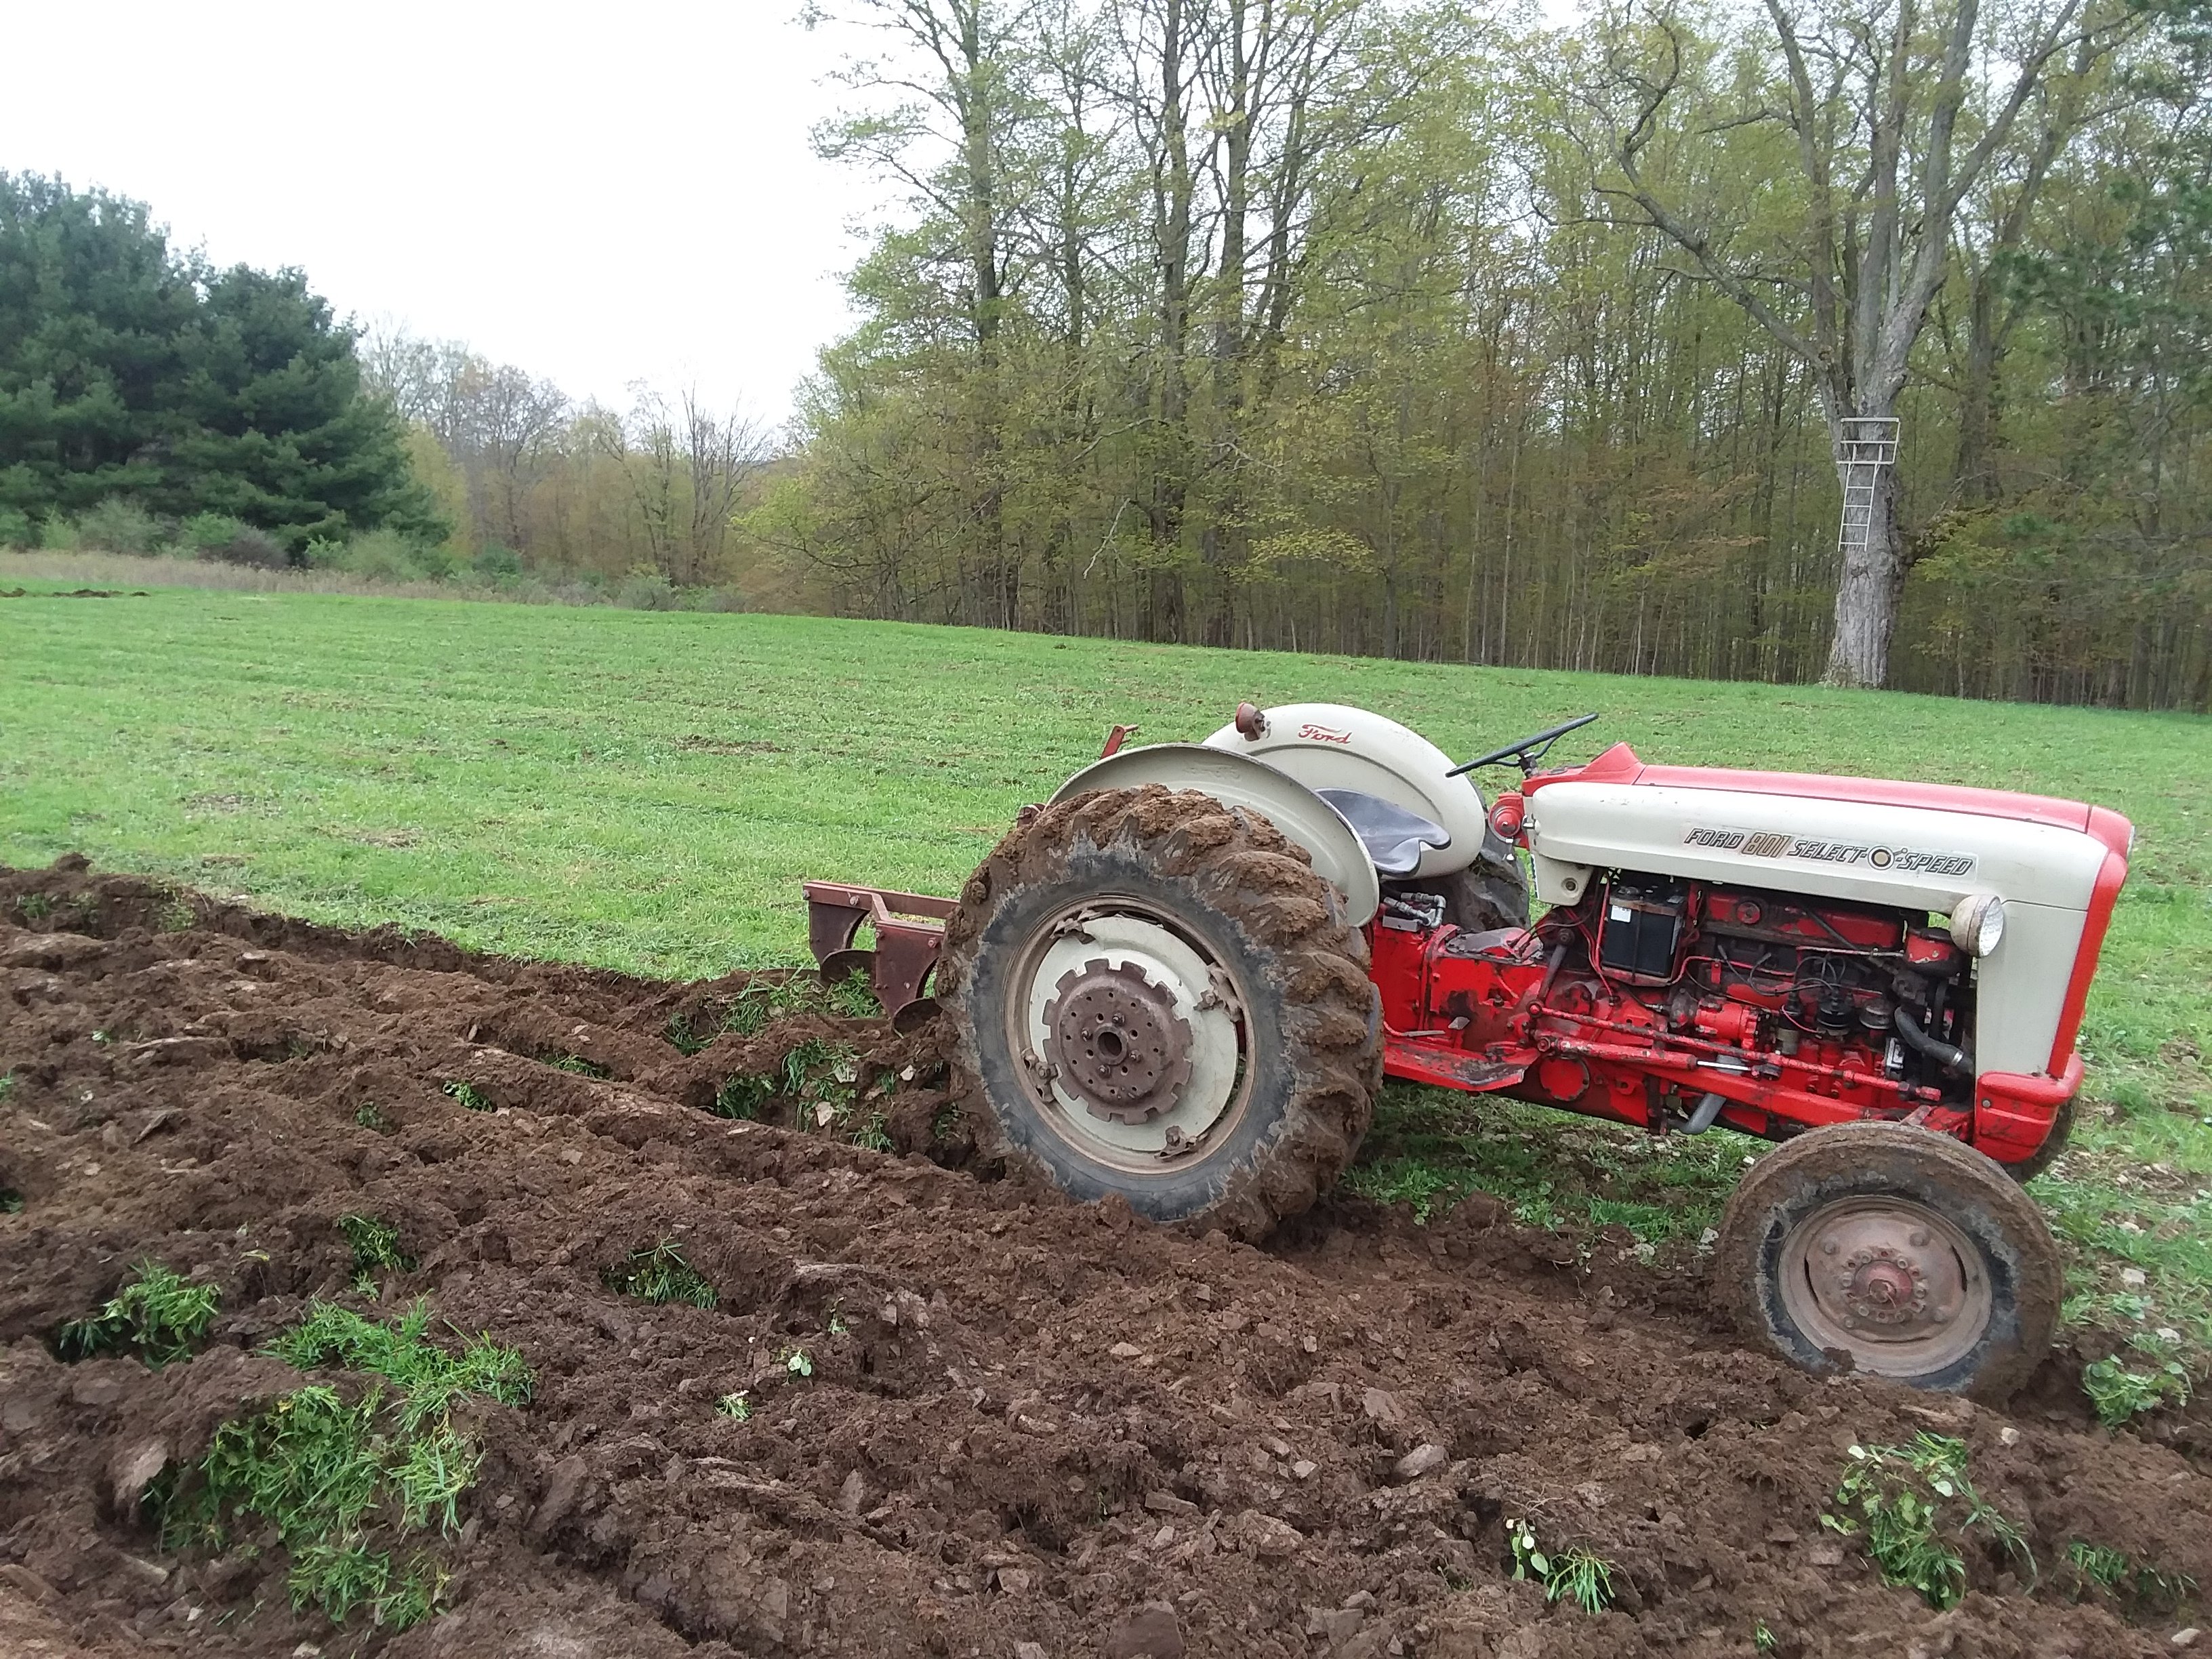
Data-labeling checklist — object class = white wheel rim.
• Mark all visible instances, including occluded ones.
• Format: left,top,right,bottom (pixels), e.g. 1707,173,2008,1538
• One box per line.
1013,907,1245,1163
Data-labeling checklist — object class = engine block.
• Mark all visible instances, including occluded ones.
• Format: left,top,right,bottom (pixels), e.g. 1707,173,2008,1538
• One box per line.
1370,873,1988,1149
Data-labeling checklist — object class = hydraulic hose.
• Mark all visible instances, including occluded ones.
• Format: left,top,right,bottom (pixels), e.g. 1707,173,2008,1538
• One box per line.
1895,1006,1971,1075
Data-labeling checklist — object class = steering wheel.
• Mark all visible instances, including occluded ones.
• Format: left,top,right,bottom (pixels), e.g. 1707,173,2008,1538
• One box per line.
1446,712,1601,778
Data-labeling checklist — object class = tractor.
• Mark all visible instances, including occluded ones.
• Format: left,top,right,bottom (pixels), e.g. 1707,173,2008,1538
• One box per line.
802,703,2132,1399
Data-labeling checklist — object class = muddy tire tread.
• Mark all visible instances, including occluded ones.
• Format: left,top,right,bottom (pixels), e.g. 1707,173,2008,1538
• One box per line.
937,785,1382,1238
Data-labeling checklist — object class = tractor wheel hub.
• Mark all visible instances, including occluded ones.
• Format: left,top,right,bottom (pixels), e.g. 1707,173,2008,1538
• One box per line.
1786,1200,1980,1357
1043,958,1194,1124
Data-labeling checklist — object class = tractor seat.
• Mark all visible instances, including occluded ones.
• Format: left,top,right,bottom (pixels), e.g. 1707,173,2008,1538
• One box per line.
1315,788,1451,878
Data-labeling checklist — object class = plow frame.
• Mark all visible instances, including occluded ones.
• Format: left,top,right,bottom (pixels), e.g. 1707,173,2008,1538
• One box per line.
802,880,960,1031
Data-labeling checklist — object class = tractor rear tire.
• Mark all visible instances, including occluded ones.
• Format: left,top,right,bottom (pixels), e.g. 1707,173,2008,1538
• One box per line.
938,785,1382,1239
1714,1121,2062,1401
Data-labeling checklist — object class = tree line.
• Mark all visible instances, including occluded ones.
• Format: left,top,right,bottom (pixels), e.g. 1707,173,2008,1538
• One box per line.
756,0,2212,710
9,0,2209,714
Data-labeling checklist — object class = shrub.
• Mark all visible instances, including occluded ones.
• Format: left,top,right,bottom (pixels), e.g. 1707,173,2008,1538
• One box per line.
615,569,680,610
0,505,33,549
336,529,453,583
39,514,80,550
472,545,522,579
203,525,290,569
338,529,415,583
178,512,251,557
76,496,167,554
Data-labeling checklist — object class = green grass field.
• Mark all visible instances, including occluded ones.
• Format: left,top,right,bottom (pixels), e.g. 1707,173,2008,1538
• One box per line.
5,579,2210,1357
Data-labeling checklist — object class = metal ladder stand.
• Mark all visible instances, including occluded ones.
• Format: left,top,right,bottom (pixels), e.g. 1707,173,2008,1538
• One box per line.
1836,416,1900,561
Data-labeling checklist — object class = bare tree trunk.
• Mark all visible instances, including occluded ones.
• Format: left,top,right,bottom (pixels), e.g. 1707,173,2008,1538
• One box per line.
1824,436,1906,686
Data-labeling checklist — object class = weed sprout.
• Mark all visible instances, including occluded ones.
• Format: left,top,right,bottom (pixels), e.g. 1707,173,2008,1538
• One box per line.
56,1261,219,1367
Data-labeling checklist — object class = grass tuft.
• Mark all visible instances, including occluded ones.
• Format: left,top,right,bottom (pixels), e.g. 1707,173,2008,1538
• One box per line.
540,1052,609,1078
56,1261,218,1367
339,1214,415,1277
163,1300,529,1631
2063,1538,2199,1611
602,1240,718,1309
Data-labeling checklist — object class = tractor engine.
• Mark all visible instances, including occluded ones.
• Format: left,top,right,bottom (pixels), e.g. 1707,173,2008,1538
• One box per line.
1372,875,1977,1136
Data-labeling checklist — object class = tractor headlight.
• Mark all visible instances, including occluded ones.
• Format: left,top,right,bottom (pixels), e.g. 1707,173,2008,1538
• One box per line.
1948,893,2007,957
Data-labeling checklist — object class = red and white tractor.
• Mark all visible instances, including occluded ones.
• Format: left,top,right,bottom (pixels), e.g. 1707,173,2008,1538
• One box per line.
803,703,2132,1397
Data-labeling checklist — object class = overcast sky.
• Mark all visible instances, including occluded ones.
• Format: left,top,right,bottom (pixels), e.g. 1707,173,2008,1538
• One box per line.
0,1,865,426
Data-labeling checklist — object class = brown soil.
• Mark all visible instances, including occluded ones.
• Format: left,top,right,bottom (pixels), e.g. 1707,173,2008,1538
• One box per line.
1,856,2205,1659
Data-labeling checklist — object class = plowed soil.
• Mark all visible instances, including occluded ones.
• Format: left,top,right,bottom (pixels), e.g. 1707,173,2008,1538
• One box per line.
2,857,2206,1659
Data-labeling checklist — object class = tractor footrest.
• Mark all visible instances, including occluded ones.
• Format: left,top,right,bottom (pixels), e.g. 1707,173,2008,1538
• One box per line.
802,881,958,1031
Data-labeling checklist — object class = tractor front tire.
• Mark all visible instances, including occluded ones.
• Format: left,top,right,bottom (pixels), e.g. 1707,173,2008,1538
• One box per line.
1715,1121,2062,1401
939,785,1382,1239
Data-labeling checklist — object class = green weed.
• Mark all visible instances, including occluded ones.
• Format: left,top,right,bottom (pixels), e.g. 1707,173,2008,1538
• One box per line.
339,1214,415,1277
165,1301,528,1631
354,1101,390,1131
721,977,814,1038
1753,1622,1778,1655
2066,1539,2132,1591
706,1040,863,1136
1821,1435,2032,1610
56,1261,219,1367
664,1011,705,1055
602,1241,717,1309
779,1345,815,1378
267,1300,532,1419
2083,1332,2192,1428
711,1073,773,1120
0,1189,22,1214
823,968,881,1020
441,1080,491,1112
0,1070,16,1101
716,1391,752,1420
19,893,52,921
1505,1517,1616,1613
2064,1538,2198,1610
540,1052,609,1078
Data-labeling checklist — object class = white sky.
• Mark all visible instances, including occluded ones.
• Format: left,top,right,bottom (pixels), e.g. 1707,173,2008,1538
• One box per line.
0,1,863,425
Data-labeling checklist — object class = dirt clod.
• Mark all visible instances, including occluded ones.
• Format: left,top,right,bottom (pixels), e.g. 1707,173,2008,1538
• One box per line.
1,857,2207,1657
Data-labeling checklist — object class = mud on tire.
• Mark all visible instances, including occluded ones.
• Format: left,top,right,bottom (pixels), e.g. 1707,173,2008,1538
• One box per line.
937,785,1382,1239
